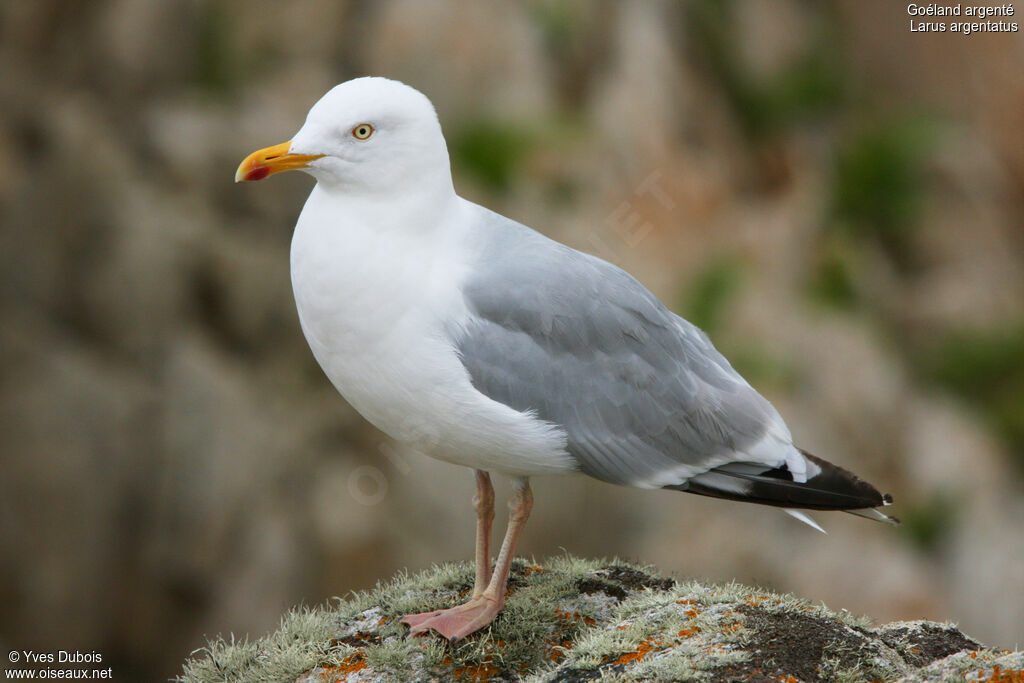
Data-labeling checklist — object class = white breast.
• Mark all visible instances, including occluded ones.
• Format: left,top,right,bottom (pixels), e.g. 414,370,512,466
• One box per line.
289,190,575,477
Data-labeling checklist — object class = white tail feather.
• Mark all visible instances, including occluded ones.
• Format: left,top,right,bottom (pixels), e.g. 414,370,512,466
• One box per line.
843,507,900,525
784,508,827,534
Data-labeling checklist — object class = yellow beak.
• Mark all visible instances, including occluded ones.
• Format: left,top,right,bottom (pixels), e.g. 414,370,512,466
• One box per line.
235,141,324,182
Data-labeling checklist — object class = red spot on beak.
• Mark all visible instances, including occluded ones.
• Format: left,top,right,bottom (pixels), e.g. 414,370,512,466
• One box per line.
244,166,270,181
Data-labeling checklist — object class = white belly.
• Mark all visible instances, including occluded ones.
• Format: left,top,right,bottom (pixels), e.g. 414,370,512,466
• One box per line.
289,194,575,477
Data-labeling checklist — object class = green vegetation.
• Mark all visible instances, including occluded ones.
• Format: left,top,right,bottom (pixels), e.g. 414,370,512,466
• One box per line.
804,116,936,314
809,238,862,310
679,257,797,390
726,347,799,394
897,492,957,553
917,322,1024,468
686,0,847,139
830,118,935,271
529,0,583,50
448,119,539,192
681,256,744,336
195,0,237,93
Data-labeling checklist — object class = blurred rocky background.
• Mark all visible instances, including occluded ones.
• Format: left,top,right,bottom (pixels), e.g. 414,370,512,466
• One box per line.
0,1,1021,680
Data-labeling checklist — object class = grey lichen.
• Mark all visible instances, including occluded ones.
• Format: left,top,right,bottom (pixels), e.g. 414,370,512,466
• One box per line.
179,606,356,683
177,556,1019,682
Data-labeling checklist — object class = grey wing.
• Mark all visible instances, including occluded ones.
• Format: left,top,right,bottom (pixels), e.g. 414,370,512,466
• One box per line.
454,211,789,488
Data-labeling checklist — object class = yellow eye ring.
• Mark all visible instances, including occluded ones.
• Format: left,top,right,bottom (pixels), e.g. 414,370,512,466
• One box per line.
352,123,374,140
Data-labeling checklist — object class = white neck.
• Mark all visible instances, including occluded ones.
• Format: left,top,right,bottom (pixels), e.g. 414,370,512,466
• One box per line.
305,173,457,237
289,182,466,357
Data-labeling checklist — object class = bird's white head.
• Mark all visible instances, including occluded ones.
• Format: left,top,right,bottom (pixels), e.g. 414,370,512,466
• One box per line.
236,77,452,195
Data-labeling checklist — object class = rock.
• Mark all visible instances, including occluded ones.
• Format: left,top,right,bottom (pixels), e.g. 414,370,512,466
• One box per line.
176,557,1019,682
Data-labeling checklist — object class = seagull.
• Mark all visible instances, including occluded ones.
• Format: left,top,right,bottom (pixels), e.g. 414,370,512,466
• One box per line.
236,76,896,643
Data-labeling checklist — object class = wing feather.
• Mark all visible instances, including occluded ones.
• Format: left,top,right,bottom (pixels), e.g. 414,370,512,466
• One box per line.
453,210,787,488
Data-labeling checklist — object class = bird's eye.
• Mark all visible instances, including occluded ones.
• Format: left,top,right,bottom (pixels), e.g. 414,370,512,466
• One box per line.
352,124,374,140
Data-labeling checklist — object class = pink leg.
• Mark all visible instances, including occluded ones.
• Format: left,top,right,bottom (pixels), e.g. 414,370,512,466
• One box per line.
471,470,495,596
402,477,533,642
400,470,495,630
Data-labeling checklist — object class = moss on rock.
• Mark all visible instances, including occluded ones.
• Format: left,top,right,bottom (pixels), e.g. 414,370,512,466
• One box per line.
178,556,1019,682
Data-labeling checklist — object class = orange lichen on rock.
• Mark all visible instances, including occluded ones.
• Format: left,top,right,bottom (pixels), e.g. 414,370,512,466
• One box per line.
612,638,665,666
778,676,799,683
552,607,596,632
546,638,575,662
452,660,501,682
677,627,698,637
544,634,577,663
978,666,1024,682
318,653,367,680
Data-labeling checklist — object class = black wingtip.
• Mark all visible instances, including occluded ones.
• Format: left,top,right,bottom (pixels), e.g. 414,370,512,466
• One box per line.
674,449,895,522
